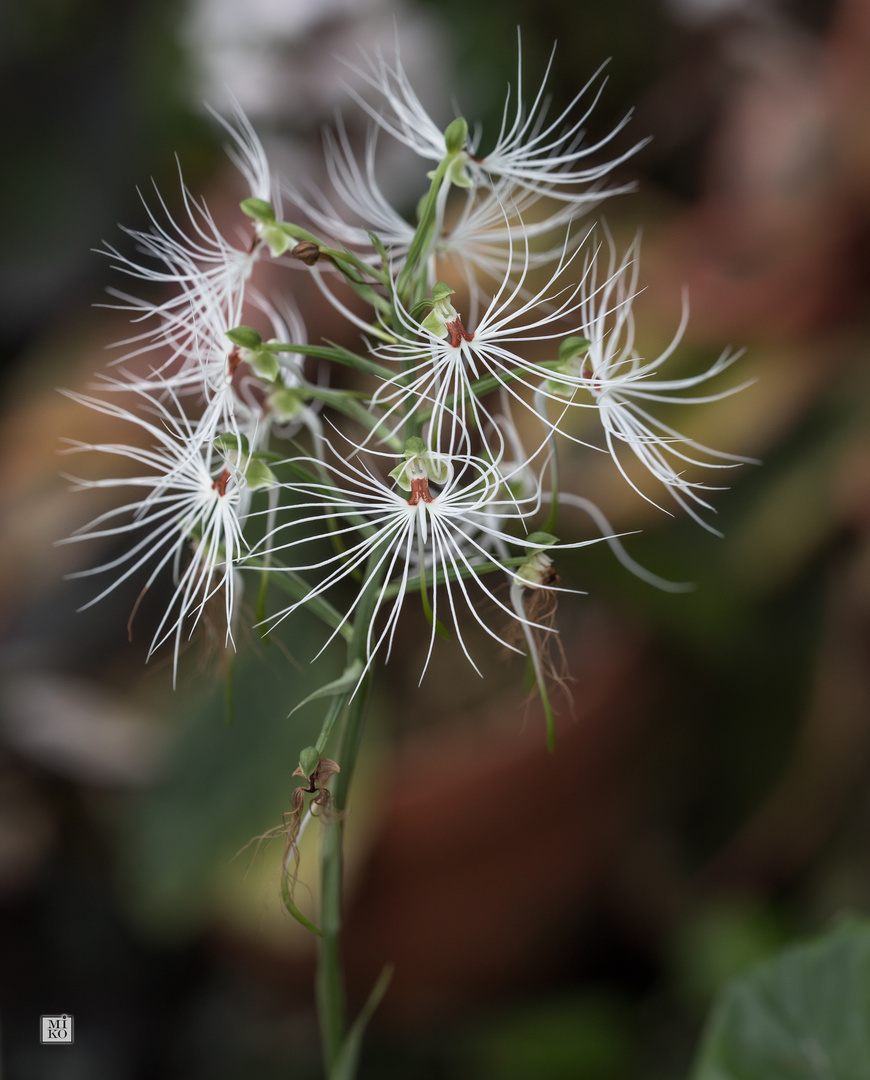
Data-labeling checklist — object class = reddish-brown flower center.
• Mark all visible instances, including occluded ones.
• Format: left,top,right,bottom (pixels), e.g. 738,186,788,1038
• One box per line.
579,362,602,395
228,346,243,378
446,317,475,349
212,468,231,497
408,476,434,505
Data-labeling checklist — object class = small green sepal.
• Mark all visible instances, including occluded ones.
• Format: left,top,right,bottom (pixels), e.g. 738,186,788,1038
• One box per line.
525,531,559,548
226,326,262,349
240,197,275,223
259,223,293,257
558,336,590,363
444,117,468,155
389,438,450,491
250,350,280,381
445,153,473,188
421,310,447,336
419,282,460,338
268,386,305,422
244,458,277,490
214,431,250,457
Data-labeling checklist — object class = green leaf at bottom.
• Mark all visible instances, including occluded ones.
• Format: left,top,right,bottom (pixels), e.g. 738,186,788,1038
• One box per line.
690,919,870,1080
331,964,394,1080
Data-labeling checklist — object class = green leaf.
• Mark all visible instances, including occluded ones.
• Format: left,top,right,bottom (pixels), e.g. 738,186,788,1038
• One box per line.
690,919,870,1080
254,571,270,642
287,660,364,718
366,230,391,270
331,964,394,1080
280,874,321,937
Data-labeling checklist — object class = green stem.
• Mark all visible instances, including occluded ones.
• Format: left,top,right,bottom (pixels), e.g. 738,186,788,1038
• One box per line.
396,156,450,304
265,342,396,382
541,399,561,537
316,550,388,1078
224,651,235,726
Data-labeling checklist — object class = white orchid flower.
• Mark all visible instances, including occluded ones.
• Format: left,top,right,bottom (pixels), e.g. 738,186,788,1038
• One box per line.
342,31,644,203
545,231,755,533
58,382,255,682
250,434,598,682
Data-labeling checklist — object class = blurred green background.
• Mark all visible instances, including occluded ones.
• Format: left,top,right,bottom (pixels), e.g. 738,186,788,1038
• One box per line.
3,0,870,1077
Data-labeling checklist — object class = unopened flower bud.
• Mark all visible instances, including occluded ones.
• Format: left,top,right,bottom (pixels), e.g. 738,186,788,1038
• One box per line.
292,241,321,266
516,533,560,587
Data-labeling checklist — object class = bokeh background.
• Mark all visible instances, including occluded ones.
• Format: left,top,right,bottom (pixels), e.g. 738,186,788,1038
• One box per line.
3,0,870,1076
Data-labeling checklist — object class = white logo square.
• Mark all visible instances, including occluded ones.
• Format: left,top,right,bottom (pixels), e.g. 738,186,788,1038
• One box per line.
40,1015,74,1044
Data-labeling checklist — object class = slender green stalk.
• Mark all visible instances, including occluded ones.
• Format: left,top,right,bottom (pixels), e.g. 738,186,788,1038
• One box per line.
315,550,388,1077
224,651,235,726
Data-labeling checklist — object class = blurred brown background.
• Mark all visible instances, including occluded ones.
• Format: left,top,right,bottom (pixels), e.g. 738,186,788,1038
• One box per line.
2,0,870,1077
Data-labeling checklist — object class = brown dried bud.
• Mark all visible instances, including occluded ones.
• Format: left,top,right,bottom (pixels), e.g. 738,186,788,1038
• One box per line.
292,241,321,266
292,756,341,792
312,758,340,785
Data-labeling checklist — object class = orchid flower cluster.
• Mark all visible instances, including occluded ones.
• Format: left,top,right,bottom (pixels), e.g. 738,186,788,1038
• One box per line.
64,39,749,752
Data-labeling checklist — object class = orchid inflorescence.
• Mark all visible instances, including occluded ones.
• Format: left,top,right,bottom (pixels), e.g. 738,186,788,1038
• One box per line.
63,35,751,749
